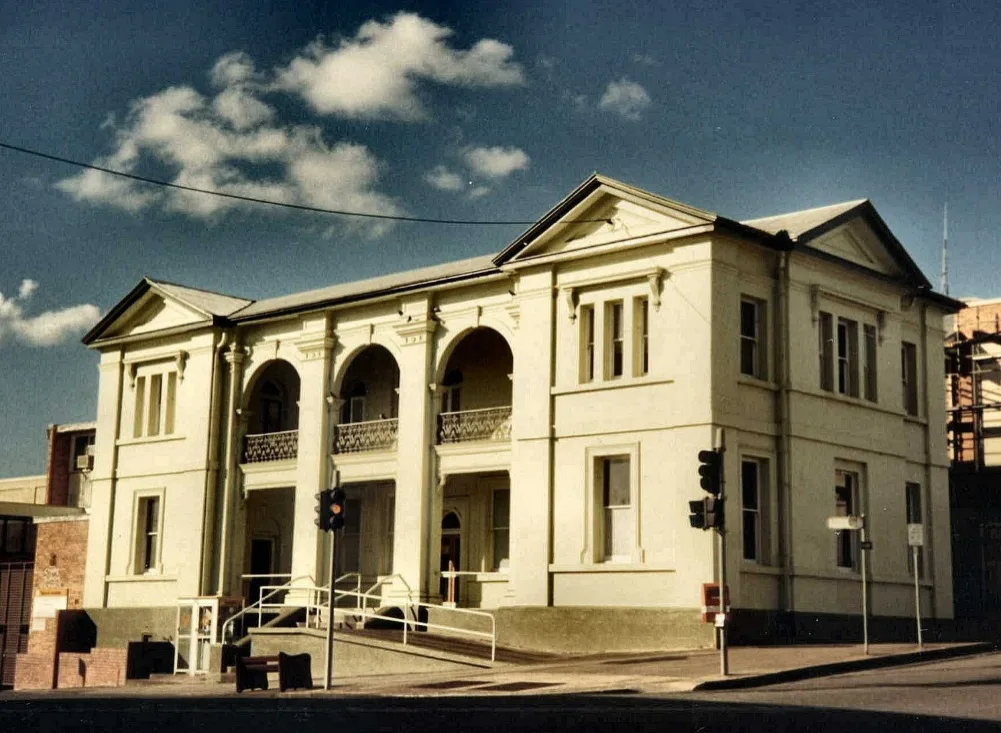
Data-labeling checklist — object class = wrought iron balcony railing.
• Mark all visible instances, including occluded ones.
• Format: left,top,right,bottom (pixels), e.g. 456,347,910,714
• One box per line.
437,406,512,444
333,418,399,454
242,430,298,463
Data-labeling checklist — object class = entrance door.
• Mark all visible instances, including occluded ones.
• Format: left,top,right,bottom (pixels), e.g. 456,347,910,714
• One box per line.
440,512,461,604
248,538,275,606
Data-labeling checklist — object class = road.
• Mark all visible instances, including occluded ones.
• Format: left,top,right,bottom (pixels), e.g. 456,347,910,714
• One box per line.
3,653,1001,732
680,651,1001,723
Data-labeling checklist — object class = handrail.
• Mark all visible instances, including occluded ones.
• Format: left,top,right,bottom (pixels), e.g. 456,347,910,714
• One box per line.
437,405,512,416
221,574,316,642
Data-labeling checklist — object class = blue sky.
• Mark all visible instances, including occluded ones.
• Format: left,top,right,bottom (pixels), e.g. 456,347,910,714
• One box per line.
2,0,999,475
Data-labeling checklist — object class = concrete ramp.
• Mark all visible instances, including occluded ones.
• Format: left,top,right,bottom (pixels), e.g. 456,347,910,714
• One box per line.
248,627,496,679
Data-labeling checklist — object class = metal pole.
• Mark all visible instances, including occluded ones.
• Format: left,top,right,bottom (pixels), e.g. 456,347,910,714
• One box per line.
323,527,336,690
914,546,923,649
861,516,869,655
717,427,729,676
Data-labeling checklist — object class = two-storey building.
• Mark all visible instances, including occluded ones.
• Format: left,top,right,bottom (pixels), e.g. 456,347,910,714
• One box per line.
79,174,959,653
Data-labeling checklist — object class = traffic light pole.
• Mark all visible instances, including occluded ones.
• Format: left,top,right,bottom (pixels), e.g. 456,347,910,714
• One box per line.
716,427,729,677
324,528,337,690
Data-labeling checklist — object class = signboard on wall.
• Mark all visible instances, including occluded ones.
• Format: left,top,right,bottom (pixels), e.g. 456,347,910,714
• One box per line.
31,590,68,631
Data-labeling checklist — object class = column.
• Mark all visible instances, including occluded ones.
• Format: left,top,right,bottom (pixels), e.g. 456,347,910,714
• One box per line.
288,325,335,596
508,270,556,606
390,300,436,602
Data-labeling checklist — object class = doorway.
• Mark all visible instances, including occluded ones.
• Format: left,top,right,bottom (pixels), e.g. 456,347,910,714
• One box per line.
440,512,461,604
248,538,275,605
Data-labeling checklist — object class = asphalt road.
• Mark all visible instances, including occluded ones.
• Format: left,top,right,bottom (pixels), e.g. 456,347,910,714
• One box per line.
4,653,1001,732
680,651,1001,724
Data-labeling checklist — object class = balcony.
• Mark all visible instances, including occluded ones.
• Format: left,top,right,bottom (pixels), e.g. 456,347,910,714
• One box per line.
242,430,298,463
333,418,399,454
437,406,512,444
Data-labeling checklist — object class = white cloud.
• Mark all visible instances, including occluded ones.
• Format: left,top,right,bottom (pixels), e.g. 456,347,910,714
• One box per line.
425,165,464,191
275,13,525,120
631,53,658,66
462,146,529,179
0,281,100,348
18,279,38,299
56,78,404,227
598,78,652,121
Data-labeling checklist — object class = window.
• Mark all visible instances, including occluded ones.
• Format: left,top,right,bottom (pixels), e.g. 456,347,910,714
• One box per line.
441,369,463,413
835,470,859,569
492,489,510,571
863,324,878,402
133,371,178,438
902,341,919,416
71,433,95,472
580,305,596,383
599,456,632,561
605,302,625,379
741,459,769,563
134,495,162,574
740,297,767,379
906,482,924,578
819,312,834,391
634,297,649,377
837,318,860,397
2,518,32,555
384,494,395,575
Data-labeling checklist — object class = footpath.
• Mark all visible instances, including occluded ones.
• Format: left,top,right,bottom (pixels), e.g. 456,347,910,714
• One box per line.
3,641,995,699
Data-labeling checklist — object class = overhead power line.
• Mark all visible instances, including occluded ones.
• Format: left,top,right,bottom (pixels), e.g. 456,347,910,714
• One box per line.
1,141,607,227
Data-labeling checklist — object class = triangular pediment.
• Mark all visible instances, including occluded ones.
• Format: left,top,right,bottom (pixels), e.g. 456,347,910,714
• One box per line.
496,174,718,266
808,219,906,278
103,290,211,339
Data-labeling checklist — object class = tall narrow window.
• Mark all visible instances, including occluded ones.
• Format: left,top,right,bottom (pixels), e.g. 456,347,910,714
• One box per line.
384,494,395,576
902,341,919,416
835,470,859,569
741,460,761,562
863,324,878,402
906,482,924,577
819,312,834,391
606,302,624,379
634,297,649,377
740,297,767,379
837,318,859,397
599,456,632,561
147,374,163,436
135,495,161,573
492,489,510,571
580,305,595,383
165,372,177,435
441,369,463,413
335,498,362,576
134,376,147,438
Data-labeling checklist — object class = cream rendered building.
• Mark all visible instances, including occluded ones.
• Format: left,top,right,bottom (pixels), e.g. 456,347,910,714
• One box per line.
80,175,958,649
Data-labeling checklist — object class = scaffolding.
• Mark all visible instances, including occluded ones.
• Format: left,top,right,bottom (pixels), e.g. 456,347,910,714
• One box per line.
946,331,1001,469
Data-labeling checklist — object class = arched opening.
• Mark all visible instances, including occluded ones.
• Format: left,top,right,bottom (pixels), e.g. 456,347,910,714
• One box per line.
334,345,401,454
437,328,513,444
242,360,301,463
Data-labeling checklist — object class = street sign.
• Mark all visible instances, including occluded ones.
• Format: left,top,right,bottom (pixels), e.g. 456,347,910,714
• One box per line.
701,583,730,623
827,515,864,531
907,524,924,547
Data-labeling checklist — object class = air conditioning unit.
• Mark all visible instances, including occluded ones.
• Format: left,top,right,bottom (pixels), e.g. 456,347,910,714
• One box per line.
76,454,94,471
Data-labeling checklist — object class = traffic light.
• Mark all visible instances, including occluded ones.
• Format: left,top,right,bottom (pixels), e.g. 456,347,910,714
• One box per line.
330,488,346,531
689,497,723,530
315,489,334,532
697,449,722,496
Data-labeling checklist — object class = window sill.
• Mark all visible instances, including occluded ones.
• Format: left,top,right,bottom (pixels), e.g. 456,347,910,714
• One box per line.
548,563,675,573
903,414,927,426
737,374,777,391
105,573,177,583
739,562,783,575
117,434,185,447
552,376,674,396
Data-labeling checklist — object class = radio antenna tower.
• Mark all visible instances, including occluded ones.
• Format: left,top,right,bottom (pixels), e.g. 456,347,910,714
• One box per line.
941,202,949,296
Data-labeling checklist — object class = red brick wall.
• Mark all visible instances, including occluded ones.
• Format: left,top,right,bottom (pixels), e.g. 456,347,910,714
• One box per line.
13,518,122,691
955,301,1001,340
47,430,72,507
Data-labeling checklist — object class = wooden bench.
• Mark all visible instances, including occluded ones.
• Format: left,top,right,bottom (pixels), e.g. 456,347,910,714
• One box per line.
235,652,313,693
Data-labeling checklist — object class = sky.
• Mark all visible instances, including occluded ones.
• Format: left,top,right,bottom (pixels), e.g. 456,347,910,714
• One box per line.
1,0,999,476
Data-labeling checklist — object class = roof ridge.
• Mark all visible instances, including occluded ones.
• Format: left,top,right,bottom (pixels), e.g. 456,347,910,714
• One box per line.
146,276,251,303
743,198,869,224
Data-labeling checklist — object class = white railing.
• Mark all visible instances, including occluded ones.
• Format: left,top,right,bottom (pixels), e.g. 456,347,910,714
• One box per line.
242,430,298,463
333,418,399,454
437,406,512,444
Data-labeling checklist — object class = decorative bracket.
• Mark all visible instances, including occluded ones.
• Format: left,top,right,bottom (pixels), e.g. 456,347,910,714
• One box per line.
876,310,887,345
647,268,666,311
175,351,189,381
561,287,578,322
